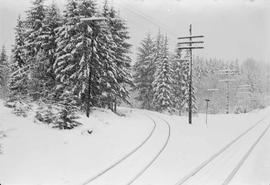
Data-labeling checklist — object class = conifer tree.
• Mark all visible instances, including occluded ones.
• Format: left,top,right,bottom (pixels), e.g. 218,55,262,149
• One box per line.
153,36,174,112
187,50,198,113
24,0,47,100
36,3,62,99
9,16,28,101
133,34,156,109
55,0,112,117
101,2,133,110
172,49,189,115
24,0,46,56
0,46,8,89
12,16,26,68
154,30,163,64
0,46,8,66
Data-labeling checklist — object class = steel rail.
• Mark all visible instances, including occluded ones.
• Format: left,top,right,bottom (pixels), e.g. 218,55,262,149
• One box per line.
125,113,171,185
81,113,157,185
175,114,269,185
222,121,270,185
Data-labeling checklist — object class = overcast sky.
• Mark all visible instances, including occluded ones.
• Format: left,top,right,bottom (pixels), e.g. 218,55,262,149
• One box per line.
0,0,269,63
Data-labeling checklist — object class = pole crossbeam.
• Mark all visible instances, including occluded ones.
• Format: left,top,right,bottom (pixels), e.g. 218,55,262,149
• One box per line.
178,41,204,44
219,79,236,82
207,88,219,91
178,35,204,39
218,69,239,72
218,70,240,75
178,47,204,50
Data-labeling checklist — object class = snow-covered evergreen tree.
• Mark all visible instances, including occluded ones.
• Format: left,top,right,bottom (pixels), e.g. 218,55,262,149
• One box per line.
24,0,46,56
187,50,198,113
0,46,7,65
34,3,62,99
55,0,113,117
7,17,32,114
172,49,189,115
54,90,80,129
8,16,29,102
54,0,132,117
152,36,174,112
133,34,156,109
189,85,198,113
54,0,89,115
35,90,80,129
154,30,163,64
12,16,26,68
0,46,8,91
23,0,47,100
241,58,262,110
101,2,133,110
7,0,133,124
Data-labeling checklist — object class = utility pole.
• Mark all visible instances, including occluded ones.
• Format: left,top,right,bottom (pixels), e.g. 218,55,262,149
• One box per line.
178,24,204,124
80,16,107,117
237,84,251,112
205,98,210,126
218,69,238,114
207,88,219,112
204,88,218,124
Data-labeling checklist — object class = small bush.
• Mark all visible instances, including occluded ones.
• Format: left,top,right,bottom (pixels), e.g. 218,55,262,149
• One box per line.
35,103,80,130
234,106,248,114
53,107,81,129
35,104,56,124
12,101,31,117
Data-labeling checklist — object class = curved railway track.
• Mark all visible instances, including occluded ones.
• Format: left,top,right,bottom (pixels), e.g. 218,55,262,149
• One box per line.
80,110,269,185
125,113,171,185
81,113,157,185
174,114,270,185
81,111,171,185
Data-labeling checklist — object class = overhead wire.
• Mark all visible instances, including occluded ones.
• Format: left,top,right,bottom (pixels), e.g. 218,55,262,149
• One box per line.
122,4,179,41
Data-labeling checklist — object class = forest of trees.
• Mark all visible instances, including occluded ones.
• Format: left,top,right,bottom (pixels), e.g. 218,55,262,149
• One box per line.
0,0,269,129
133,32,194,114
0,0,132,129
133,32,270,115
193,57,270,114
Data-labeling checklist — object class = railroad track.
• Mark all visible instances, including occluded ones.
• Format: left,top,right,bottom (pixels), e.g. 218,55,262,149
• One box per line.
125,112,171,185
81,110,171,185
174,114,270,185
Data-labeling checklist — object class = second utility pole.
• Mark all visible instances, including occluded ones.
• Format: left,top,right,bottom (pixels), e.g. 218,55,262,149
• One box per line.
218,69,238,114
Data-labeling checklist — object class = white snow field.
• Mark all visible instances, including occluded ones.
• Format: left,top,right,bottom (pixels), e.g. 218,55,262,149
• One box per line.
0,101,269,185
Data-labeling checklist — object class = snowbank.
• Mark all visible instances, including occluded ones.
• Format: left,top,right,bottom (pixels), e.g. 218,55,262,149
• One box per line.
0,101,269,185
0,102,153,185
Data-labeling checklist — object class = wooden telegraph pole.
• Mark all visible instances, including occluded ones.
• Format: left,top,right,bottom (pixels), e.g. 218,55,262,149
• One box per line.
80,16,107,117
237,84,251,112
178,24,204,124
218,69,239,114
205,98,210,126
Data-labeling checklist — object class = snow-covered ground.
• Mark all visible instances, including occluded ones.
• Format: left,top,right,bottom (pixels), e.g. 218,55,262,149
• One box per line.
0,101,269,185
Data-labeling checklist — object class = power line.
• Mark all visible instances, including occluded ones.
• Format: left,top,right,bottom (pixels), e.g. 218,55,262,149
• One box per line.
122,5,179,39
